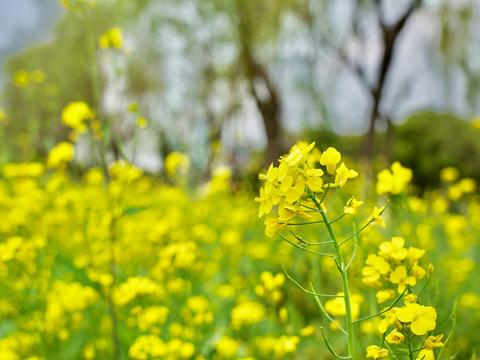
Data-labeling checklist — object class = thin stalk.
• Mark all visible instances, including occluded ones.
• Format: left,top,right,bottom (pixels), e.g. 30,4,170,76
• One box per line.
310,194,356,358
279,233,337,258
84,10,119,358
285,219,325,226
283,267,343,298
407,334,414,360
353,288,406,324
290,231,334,246
310,283,348,336
320,327,351,359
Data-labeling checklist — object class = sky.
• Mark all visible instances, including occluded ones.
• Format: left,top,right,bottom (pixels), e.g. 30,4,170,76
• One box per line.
0,0,60,83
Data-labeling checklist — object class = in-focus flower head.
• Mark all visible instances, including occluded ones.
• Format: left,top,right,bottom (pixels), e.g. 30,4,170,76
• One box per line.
256,142,358,236
335,162,358,187
385,328,404,344
369,205,387,228
320,147,341,175
366,345,388,359
344,196,363,215
395,303,437,335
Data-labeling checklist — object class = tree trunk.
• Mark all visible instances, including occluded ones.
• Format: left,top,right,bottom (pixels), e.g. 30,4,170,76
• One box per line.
235,0,284,165
364,0,422,160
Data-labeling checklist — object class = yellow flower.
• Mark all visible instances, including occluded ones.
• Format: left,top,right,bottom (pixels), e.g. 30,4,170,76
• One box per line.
366,345,388,359
14,70,30,87
424,334,444,349
256,143,359,237
472,116,480,129
305,168,324,192
335,162,358,187
99,27,123,49
440,167,459,183
362,255,390,288
300,325,315,337
47,142,75,168
376,161,412,195
215,336,239,358
416,337,444,360
231,300,265,328
0,109,6,122
389,265,416,293
264,217,286,237
411,263,426,280
379,236,408,261
135,116,148,128
417,349,434,360
396,303,437,335
344,196,363,215
325,293,362,319
165,151,190,179
320,147,341,174
376,290,395,304
369,206,386,228
61,101,95,132
404,293,418,304
284,142,315,166
385,328,404,344
407,247,426,262
378,309,399,334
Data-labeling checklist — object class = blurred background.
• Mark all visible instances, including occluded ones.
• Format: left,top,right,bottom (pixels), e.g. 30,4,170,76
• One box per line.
1,0,480,188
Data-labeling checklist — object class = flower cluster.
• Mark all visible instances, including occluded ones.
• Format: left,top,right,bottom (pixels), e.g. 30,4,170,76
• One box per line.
255,271,285,304
376,161,412,195
364,238,444,359
362,236,427,294
368,300,444,359
13,69,45,87
255,142,358,236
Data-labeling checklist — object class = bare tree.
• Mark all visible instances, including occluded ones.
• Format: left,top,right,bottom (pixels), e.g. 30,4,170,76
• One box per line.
363,0,423,159
235,0,285,165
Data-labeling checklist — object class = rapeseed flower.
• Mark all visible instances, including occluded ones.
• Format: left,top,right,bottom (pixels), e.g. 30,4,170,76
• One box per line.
99,27,124,49
377,161,412,195
396,303,437,335
47,142,75,168
61,101,95,133
320,147,341,174
366,345,389,359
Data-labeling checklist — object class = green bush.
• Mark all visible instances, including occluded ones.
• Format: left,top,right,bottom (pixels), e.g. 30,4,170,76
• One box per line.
393,111,480,188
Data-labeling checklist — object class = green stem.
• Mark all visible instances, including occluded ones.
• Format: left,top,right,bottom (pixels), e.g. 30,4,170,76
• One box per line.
407,333,414,360
84,10,119,358
310,194,356,359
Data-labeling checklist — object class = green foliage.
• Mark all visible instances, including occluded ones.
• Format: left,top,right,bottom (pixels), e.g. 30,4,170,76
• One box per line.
393,111,480,189
1,1,150,161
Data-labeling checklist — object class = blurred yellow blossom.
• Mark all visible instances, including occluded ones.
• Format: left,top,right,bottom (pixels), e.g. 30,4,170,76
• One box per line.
47,142,75,168
61,101,95,132
99,27,123,49
377,161,412,195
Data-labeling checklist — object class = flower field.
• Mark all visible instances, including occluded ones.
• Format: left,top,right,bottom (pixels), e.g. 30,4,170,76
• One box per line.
0,139,479,359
